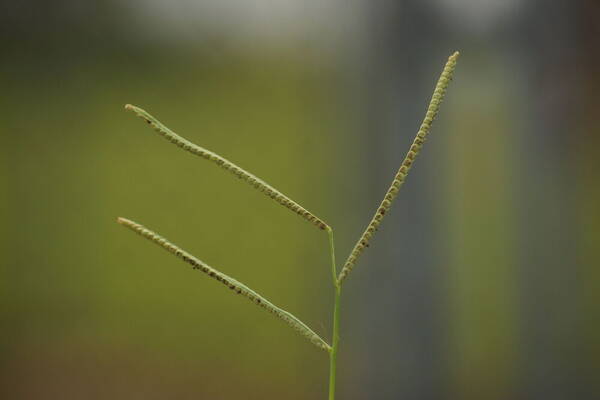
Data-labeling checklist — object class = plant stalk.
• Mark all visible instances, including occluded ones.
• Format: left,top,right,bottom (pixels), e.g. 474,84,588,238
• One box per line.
328,229,341,400
329,285,341,400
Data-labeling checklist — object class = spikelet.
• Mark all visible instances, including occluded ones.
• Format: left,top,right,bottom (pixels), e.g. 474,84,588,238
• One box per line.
117,217,331,352
337,51,459,283
124,104,330,232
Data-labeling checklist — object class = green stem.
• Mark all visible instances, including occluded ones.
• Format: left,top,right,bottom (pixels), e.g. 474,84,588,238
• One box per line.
328,229,341,400
329,285,341,400
328,229,337,285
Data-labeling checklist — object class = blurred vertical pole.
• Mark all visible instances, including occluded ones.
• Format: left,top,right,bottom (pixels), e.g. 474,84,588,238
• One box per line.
516,1,595,398
347,2,449,399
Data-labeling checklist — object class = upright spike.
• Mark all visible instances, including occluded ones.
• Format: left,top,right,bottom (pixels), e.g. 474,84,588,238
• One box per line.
338,51,459,283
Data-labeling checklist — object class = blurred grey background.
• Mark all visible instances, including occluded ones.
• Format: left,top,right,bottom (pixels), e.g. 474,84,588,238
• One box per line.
1,1,599,399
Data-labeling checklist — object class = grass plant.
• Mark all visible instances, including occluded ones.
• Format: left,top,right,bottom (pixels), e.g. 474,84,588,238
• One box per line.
118,51,459,399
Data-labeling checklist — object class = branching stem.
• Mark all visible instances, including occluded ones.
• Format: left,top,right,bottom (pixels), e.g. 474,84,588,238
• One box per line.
327,228,341,400
119,51,460,400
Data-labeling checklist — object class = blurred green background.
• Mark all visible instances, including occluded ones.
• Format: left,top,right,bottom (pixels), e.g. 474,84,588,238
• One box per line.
1,1,598,399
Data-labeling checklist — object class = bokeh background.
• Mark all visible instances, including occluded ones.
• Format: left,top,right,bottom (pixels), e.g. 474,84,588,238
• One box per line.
1,1,599,399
